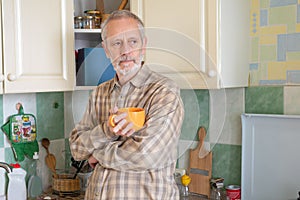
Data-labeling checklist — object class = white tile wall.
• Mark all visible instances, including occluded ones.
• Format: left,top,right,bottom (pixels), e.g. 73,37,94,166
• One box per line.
64,90,90,138
218,88,244,145
0,148,6,196
284,86,300,115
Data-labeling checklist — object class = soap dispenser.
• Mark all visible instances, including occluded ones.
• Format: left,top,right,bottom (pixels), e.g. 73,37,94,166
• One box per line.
27,152,43,199
7,163,27,200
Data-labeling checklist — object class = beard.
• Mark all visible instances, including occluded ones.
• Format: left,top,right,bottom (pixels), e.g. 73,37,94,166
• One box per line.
113,55,143,76
116,62,140,76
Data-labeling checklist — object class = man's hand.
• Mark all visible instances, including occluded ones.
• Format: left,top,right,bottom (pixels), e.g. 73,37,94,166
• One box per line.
108,106,135,137
88,155,99,169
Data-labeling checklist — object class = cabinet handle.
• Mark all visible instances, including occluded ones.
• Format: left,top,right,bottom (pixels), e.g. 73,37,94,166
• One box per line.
7,74,17,81
0,74,4,82
207,70,217,78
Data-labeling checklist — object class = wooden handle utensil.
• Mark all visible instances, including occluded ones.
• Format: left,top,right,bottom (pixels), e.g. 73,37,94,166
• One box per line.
42,138,58,178
188,127,212,198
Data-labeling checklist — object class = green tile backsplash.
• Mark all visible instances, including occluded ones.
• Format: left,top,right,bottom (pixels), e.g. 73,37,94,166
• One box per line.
180,89,209,140
212,143,242,187
36,92,64,140
245,86,284,114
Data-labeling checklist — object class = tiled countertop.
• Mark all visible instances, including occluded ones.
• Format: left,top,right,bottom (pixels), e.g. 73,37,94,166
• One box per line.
182,194,208,200
37,192,85,200
38,192,209,200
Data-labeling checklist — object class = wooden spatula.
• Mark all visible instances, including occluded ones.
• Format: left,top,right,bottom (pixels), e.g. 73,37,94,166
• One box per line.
42,138,58,178
188,127,212,198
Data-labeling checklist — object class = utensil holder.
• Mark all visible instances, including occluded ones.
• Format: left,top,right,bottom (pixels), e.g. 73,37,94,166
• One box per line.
53,174,80,196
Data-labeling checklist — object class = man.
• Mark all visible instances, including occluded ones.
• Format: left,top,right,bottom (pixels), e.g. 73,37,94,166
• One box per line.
69,10,184,200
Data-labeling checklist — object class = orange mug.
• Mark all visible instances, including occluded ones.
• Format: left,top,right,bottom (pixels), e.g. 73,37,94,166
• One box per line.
109,107,145,131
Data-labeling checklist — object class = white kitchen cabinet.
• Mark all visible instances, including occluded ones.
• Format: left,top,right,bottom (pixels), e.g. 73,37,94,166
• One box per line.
130,0,250,89
1,0,75,94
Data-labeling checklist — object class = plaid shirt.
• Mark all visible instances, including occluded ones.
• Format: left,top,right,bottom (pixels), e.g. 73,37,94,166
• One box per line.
69,65,184,200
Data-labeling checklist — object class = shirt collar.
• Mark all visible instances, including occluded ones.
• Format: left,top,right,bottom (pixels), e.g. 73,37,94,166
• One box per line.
109,65,151,93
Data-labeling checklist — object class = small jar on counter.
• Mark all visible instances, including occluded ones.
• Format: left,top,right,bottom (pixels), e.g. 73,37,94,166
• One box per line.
210,178,226,200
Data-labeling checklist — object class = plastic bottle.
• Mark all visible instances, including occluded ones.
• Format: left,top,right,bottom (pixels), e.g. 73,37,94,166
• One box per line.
27,152,43,199
181,174,191,198
7,163,27,200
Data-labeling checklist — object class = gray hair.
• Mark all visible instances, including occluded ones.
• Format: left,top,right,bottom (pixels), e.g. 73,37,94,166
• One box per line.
101,10,145,42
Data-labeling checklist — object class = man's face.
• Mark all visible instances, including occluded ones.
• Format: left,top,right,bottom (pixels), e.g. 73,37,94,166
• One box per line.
103,18,146,76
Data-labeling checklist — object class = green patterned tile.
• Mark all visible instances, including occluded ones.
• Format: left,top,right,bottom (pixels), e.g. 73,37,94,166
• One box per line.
64,138,72,170
195,90,209,131
36,92,64,140
212,143,241,187
259,62,268,80
269,5,297,33
286,52,300,61
245,86,284,114
5,147,17,164
260,45,277,62
180,89,209,140
251,37,259,62
260,0,270,8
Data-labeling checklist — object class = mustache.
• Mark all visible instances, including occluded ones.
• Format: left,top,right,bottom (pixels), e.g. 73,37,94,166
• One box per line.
118,55,135,63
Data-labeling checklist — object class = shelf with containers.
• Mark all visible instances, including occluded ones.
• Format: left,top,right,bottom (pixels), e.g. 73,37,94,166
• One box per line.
73,0,131,88
74,29,115,88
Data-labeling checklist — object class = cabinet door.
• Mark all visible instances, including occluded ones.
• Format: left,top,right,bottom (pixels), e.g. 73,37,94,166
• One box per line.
2,0,75,93
131,0,249,89
207,0,249,88
131,0,218,89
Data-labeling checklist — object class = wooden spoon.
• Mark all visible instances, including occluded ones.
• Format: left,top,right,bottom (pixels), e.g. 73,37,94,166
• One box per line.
41,138,58,178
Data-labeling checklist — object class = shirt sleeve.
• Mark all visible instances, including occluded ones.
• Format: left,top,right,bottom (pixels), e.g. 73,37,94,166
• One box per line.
93,85,184,171
69,90,118,161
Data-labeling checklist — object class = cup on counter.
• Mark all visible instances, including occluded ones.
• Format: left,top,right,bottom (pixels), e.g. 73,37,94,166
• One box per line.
109,107,145,131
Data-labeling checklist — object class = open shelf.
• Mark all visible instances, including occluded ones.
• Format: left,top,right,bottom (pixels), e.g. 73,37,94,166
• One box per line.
74,29,101,33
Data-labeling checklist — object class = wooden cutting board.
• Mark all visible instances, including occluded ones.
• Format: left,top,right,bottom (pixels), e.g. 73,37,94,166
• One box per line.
188,127,212,198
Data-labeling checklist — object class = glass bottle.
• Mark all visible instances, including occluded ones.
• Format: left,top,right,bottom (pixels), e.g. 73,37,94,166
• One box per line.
210,178,225,200
181,174,191,198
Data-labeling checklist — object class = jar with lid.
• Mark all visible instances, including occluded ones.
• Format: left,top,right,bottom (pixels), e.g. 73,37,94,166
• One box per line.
84,10,101,17
94,16,101,28
74,16,83,29
83,16,95,29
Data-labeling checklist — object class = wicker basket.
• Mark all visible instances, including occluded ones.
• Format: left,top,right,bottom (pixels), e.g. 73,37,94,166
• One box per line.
53,174,80,195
